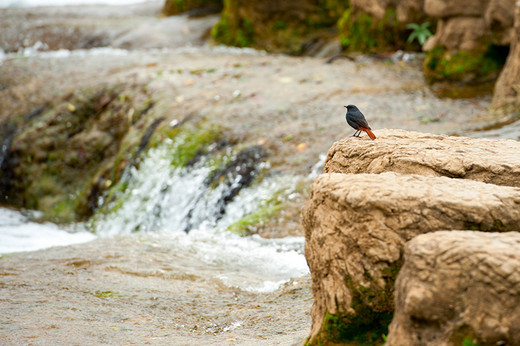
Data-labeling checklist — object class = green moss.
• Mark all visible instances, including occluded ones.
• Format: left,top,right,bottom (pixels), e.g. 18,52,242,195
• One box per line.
47,198,75,222
338,7,419,53
462,338,479,346
93,290,122,299
169,125,222,168
424,45,506,83
451,325,480,346
3,85,143,222
212,0,347,54
226,187,286,236
162,0,222,16
211,4,255,48
227,203,283,236
314,260,403,345
318,310,392,345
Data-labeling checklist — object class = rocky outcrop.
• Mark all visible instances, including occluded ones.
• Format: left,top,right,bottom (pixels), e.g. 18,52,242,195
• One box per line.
388,231,520,345
303,171,520,344
493,2,520,108
422,0,513,83
303,130,520,344
324,129,520,188
162,0,222,16
211,0,346,54
424,0,514,50
349,0,425,23
1,85,173,222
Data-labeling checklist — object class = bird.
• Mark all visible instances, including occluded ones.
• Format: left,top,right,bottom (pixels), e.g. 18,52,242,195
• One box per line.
344,105,376,140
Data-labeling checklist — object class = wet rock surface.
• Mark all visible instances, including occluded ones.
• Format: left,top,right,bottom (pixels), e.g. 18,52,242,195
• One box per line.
0,234,312,345
303,171,520,344
388,231,520,346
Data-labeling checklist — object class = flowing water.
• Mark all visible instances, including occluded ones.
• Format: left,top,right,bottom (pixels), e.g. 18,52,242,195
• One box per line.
0,208,95,254
0,138,310,293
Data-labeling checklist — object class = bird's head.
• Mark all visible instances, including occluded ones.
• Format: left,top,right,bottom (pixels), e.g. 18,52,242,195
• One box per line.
344,105,357,111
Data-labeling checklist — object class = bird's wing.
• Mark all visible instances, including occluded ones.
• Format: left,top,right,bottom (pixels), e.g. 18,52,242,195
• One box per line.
350,111,371,129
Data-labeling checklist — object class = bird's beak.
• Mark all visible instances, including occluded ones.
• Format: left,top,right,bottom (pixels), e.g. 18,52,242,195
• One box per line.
344,106,347,108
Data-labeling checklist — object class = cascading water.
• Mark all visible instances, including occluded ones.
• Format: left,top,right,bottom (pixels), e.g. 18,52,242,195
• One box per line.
91,137,309,292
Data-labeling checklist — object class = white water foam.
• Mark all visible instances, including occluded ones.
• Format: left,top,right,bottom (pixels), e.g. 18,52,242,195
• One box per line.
94,141,309,292
0,0,153,7
0,208,96,254
0,140,309,291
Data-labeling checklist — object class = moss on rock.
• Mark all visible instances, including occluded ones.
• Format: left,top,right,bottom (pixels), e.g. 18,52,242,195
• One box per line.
312,260,402,345
162,0,222,16
424,45,507,83
227,194,283,236
1,84,166,223
211,0,348,54
211,0,255,48
337,7,420,53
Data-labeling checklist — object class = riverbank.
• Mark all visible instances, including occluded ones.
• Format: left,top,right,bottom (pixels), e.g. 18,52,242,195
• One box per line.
0,233,312,345
0,2,517,344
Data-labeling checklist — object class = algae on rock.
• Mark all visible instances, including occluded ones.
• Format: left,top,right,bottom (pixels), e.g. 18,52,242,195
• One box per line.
162,0,222,16
338,7,421,53
424,45,508,83
211,0,348,54
0,85,164,223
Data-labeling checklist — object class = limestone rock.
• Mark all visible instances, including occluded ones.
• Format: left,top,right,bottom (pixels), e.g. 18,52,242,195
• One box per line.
350,0,425,23
303,172,520,344
324,129,520,188
396,0,426,23
388,231,520,345
493,1,520,108
424,0,490,17
485,0,515,44
350,0,387,19
424,17,487,51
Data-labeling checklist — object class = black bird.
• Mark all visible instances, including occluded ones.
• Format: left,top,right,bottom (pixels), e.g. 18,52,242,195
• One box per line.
344,105,376,140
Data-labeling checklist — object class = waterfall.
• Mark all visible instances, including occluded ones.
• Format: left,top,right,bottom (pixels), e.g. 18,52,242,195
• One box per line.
90,138,309,292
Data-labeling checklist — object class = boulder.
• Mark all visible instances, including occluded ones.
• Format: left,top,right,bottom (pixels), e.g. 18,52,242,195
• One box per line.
424,0,489,17
303,172,520,344
211,0,347,54
485,0,515,44
423,17,487,51
395,0,426,23
325,129,520,188
493,1,520,108
388,231,520,345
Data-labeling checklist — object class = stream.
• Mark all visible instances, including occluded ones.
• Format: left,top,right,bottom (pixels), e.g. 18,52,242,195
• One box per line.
1,0,520,343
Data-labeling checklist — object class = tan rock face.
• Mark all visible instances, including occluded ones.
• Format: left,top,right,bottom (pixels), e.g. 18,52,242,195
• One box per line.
303,171,520,344
432,17,487,51
349,0,425,22
424,0,490,17
485,0,515,35
324,129,520,188
493,2,520,108
388,231,520,345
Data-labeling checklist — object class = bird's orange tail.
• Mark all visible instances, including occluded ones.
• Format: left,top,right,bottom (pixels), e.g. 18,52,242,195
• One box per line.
361,127,376,140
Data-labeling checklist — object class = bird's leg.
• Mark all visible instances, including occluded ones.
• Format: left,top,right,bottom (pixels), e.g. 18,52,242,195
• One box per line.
352,130,360,137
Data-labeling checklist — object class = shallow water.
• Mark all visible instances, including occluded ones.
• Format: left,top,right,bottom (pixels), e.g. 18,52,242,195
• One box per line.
0,208,95,254
90,139,309,292
0,139,310,293
0,0,154,7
